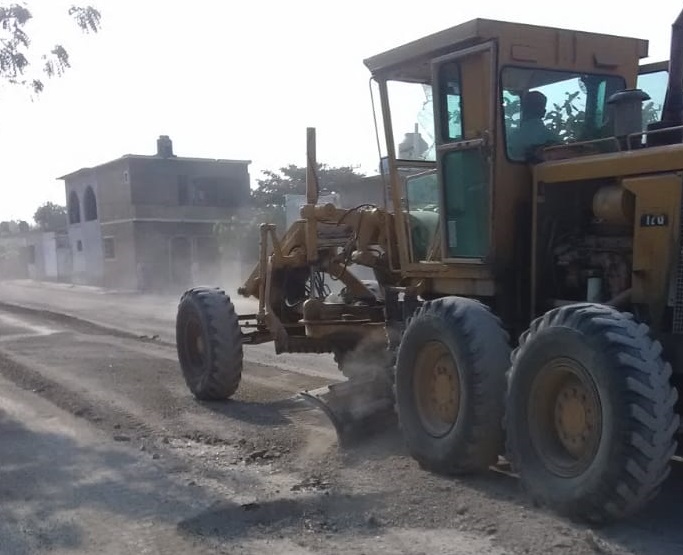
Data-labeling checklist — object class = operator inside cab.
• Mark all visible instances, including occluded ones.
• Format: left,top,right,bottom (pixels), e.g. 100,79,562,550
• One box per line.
507,91,560,160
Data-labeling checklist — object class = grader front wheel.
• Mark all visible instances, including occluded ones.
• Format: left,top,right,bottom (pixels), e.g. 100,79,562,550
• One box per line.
395,297,511,474
505,303,679,524
176,287,243,401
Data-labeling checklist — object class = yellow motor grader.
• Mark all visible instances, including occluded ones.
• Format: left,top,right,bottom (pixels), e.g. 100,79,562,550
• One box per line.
175,12,683,524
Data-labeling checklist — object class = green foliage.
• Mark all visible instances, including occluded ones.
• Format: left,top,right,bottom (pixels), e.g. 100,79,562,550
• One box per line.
253,164,366,207
250,162,366,230
543,91,585,141
33,202,67,231
505,86,663,143
0,3,102,93
503,95,521,130
642,100,662,126
505,90,586,142
215,164,367,261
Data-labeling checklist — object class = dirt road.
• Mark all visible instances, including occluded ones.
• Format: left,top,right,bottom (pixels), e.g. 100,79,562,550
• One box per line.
0,280,682,554
0,279,339,380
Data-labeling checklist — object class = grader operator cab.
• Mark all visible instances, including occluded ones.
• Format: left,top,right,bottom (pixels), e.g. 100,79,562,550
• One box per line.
176,13,683,523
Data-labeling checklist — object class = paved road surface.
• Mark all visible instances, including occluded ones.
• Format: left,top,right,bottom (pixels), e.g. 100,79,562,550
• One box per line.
1,279,683,554
0,279,340,380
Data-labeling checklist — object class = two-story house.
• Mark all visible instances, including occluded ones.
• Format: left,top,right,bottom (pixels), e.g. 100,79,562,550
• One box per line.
58,136,251,291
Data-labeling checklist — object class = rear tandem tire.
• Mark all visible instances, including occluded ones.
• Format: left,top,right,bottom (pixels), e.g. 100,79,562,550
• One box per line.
505,303,679,524
395,296,511,474
176,287,243,401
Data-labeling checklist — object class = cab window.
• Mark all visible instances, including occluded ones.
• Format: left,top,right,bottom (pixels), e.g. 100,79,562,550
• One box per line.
637,69,667,128
501,67,625,161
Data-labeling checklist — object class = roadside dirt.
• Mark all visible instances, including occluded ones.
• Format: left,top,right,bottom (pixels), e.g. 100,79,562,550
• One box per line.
1,281,682,554
0,279,341,380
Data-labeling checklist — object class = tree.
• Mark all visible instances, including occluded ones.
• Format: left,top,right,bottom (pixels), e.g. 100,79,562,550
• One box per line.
1,3,101,93
253,163,366,208
216,163,367,262
251,163,367,231
33,202,67,231
0,219,29,234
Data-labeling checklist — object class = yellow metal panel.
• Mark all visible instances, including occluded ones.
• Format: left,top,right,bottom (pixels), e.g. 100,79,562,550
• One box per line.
535,144,683,184
460,51,491,139
365,18,647,81
623,173,682,328
556,30,577,66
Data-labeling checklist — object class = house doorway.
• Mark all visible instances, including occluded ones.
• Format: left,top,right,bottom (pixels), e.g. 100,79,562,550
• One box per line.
170,236,192,289
194,236,220,284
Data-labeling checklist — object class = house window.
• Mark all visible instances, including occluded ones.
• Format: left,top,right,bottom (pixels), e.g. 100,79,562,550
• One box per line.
27,245,36,264
103,237,115,259
68,191,81,224
84,186,98,221
190,177,219,205
123,171,129,184
178,175,189,204
77,240,83,252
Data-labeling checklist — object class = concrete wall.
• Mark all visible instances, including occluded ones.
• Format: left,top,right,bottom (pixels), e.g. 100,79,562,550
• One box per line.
86,220,226,293
56,244,71,282
100,220,137,290
128,158,250,210
132,221,227,294
64,167,112,285
94,160,134,223
20,232,70,282
25,233,44,280
67,220,104,285
27,232,55,281
42,233,58,278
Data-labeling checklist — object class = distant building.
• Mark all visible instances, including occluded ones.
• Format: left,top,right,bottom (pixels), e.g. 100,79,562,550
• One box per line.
25,231,71,282
58,136,251,292
0,234,29,280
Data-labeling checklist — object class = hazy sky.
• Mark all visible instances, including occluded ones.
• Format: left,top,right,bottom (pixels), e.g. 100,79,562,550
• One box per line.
1,0,681,223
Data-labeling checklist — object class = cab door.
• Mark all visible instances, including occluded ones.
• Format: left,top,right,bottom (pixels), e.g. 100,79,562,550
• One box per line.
432,42,496,262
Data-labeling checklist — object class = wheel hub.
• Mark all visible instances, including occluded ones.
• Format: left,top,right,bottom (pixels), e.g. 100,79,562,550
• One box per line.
528,358,602,477
414,341,461,437
554,381,596,459
431,361,457,422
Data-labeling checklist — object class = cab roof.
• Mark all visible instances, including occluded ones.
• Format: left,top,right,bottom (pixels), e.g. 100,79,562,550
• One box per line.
363,18,649,80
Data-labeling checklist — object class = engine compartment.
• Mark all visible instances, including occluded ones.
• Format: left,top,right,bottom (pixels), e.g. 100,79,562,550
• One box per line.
535,179,634,312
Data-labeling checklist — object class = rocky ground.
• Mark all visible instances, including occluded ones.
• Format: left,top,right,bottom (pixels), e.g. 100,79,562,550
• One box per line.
0,279,681,554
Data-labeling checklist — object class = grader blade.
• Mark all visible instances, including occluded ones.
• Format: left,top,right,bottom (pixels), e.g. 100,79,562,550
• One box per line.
299,375,396,446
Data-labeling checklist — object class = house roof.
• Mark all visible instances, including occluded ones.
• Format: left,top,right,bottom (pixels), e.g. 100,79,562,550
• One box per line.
57,153,252,181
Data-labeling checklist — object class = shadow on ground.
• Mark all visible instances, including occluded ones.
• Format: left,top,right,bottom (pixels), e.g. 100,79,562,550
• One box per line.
334,425,683,555
177,491,387,540
199,397,301,427
0,409,216,554
603,461,683,553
